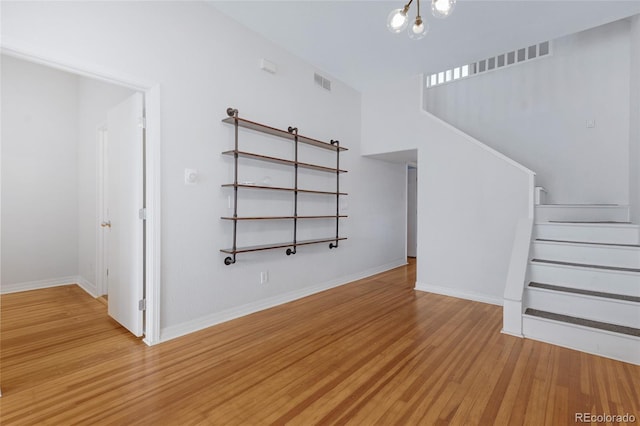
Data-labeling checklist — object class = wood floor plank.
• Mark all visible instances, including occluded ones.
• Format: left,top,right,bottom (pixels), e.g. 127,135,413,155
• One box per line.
2,259,639,425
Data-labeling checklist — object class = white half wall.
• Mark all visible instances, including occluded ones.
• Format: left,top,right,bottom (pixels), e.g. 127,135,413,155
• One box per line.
362,75,533,304
424,19,631,205
1,55,79,285
1,1,406,338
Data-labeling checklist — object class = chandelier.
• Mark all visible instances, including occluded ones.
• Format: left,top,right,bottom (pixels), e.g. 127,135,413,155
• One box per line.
387,0,456,40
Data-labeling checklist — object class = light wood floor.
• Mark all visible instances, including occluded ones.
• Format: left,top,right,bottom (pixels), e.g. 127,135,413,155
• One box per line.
1,260,639,425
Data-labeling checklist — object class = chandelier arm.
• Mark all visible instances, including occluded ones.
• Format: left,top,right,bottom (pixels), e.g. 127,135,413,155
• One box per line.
404,0,414,11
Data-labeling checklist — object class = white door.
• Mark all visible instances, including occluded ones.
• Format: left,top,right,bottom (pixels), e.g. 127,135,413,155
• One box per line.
106,92,145,337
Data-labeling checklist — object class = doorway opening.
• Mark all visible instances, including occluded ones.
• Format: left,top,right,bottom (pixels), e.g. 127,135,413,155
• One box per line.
407,165,417,259
361,148,418,263
0,49,161,344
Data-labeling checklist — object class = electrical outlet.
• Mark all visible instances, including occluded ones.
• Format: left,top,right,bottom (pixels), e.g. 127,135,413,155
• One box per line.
260,271,269,284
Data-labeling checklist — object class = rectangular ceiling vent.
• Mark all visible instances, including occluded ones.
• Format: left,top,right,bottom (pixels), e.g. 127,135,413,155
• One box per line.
314,73,331,91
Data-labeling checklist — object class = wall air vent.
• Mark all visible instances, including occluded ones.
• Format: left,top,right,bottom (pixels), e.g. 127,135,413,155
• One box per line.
314,73,332,91
425,40,552,89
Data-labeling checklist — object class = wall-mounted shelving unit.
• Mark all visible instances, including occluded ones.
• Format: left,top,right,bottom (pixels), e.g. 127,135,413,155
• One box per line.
221,107,347,265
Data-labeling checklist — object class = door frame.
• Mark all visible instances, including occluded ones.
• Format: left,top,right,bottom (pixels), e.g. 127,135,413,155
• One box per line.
0,43,162,346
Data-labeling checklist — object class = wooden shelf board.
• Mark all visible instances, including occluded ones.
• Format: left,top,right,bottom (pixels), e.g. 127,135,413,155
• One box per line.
298,160,347,174
221,215,348,221
222,150,347,174
222,117,348,152
294,237,347,247
221,183,347,196
221,237,347,254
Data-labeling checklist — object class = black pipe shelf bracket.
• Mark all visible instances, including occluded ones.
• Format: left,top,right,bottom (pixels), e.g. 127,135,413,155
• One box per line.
220,107,348,265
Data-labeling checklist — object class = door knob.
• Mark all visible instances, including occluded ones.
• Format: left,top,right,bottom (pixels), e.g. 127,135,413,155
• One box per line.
101,221,111,228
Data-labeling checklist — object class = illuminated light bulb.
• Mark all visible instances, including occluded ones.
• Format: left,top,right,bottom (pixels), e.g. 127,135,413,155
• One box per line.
387,7,409,33
432,0,456,19
408,16,428,40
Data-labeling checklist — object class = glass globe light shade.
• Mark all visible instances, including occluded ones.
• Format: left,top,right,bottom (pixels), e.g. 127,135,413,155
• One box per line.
408,17,428,40
387,8,409,33
431,0,456,19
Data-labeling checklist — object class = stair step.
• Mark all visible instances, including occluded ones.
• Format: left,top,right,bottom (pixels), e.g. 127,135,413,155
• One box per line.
543,204,619,206
535,222,640,245
528,282,640,302
525,283,640,328
532,241,640,269
528,261,639,298
524,308,640,337
535,204,630,223
549,220,631,224
536,238,640,248
522,312,640,365
542,222,635,226
531,258,640,273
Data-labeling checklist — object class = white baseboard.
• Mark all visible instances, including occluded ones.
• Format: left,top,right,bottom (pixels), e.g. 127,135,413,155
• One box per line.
159,259,408,343
1,275,97,297
1,276,79,294
76,276,98,298
501,329,524,338
414,281,503,306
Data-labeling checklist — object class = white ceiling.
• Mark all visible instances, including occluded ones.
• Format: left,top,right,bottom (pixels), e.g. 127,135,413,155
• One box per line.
210,1,640,92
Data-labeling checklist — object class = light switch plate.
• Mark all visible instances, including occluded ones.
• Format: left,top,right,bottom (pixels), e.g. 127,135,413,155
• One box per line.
185,169,198,185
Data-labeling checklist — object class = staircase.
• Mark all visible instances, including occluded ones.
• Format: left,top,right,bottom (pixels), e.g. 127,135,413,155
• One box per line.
522,204,640,365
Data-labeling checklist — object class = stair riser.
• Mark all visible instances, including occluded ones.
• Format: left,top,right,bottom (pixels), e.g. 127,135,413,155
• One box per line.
525,288,639,328
529,263,640,297
522,315,640,365
532,242,640,269
535,224,640,245
535,205,630,223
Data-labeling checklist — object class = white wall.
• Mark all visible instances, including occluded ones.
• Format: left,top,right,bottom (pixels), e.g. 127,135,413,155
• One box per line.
630,15,640,225
1,55,79,285
424,20,631,205
362,76,533,304
77,77,134,292
0,1,406,339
